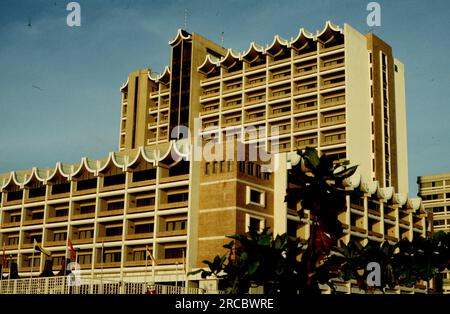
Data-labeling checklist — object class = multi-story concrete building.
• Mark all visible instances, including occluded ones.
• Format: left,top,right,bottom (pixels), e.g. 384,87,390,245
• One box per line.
0,22,429,293
418,173,450,293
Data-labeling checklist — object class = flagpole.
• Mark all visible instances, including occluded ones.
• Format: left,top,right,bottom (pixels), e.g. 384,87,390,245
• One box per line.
1,241,5,281
145,245,148,289
151,250,156,285
175,261,178,288
182,250,186,288
8,255,12,279
64,237,69,278
100,242,104,293
30,249,35,279
29,249,35,294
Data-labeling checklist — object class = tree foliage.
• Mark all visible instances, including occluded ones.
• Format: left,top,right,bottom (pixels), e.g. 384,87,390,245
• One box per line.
190,147,450,294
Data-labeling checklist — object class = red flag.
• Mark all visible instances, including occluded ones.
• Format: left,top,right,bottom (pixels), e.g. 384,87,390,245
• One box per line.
68,239,75,260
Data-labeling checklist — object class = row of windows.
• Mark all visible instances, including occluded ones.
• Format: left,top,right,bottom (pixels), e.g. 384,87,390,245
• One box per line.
422,193,450,201
2,220,186,244
238,161,270,180
1,164,191,203
433,219,450,226
421,180,450,188
204,161,233,175
7,246,186,268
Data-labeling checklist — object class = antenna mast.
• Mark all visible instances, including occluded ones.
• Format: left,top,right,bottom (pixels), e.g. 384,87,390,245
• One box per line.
184,8,189,30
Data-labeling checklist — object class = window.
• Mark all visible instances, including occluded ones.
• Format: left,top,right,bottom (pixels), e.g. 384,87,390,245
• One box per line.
79,229,93,239
53,232,66,241
434,219,445,226
31,211,44,220
247,162,254,176
55,208,68,217
52,256,65,267
255,165,261,178
28,187,46,198
104,251,121,263
105,226,122,237
166,220,187,231
79,254,92,265
103,174,125,187
132,169,156,182
30,234,42,243
164,247,185,259
77,178,97,191
7,190,23,202
135,223,154,234
422,194,443,201
245,214,264,232
8,236,19,246
136,197,155,207
227,161,233,172
246,186,265,207
238,161,245,173
80,204,95,214
250,190,261,204
52,183,70,195
133,250,146,261
167,192,188,203
432,181,443,187
107,201,124,211
169,161,189,176
433,206,445,213
10,214,21,223
205,162,210,175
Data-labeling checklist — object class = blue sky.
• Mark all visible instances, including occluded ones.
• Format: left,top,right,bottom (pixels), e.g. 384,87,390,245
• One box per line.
0,0,449,196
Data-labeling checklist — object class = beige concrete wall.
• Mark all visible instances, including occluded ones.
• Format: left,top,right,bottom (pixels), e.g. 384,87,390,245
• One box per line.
344,24,372,182
393,59,409,193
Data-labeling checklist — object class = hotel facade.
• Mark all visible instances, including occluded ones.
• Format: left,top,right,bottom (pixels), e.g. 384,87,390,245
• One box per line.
0,22,430,294
418,173,450,293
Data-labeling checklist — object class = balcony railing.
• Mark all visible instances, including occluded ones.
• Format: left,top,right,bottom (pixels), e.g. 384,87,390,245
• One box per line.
156,257,185,266
0,221,21,228
319,43,344,53
123,260,146,267
97,235,122,243
45,240,66,247
0,277,209,294
159,201,188,210
127,205,155,214
125,232,153,241
71,212,95,220
71,238,93,245
156,230,187,238
98,209,124,217
246,78,265,88
46,216,68,223
22,219,43,226
94,262,122,269
321,59,344,71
